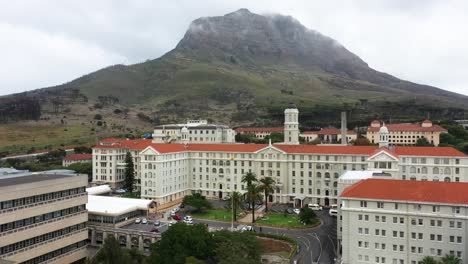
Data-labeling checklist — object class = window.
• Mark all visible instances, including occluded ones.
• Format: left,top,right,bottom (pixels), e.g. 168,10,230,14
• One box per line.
432,205,440,212
452,207,460,214
377,202,384,209
360,201,367,208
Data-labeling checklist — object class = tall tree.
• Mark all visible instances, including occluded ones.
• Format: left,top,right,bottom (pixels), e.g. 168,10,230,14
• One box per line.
229,191,243,221
246,184,262,223
242,172,259,223
124,152,135,192
259,177,275,212
90,236,133,264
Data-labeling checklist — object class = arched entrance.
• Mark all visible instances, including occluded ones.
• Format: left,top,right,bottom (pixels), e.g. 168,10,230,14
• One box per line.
324,197,330,207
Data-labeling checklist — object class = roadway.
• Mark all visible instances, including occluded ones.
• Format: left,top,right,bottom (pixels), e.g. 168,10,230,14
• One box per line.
121,208,337,264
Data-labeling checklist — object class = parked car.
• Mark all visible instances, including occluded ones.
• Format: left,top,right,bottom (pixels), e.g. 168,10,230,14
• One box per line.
114,188,127,194
135,218,141,224
184,219,194,225
170,211,176,217
286,208,294,214
172,214,182,221
184,216,192,221
172,207,180,213
154,220,161,226
222,195,231,201
330,204,338,210
293,208,301,214
150,228,159,233
168,220,176,227
240,225,254,232
308,204,323,211
329,209,338,217
141,218,148,224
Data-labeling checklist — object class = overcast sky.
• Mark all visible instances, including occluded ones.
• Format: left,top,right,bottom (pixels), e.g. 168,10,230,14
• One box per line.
1,0,468,96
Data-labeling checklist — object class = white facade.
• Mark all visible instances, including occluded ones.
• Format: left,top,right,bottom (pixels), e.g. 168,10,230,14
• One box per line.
92,140,468,207
152,120,235,144
283,105,300,145
340,179,468,264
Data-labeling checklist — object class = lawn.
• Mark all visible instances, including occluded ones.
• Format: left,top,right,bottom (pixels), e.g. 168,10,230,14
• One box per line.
191,209,234,221
256,213,320,228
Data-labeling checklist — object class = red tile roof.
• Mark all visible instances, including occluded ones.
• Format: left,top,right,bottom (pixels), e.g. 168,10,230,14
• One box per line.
369,147,399,159
302,128,357,135
367,123,447,132
274,145,377,155
235,127,283,133
341,179,468,205
94,138,466,157
64,153,92,161
394,146,465,157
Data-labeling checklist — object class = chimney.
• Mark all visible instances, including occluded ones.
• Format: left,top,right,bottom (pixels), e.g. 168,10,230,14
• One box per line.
341,111,347,145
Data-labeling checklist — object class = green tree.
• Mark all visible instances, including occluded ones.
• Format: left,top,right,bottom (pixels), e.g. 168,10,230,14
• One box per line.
299,207,317,224
212,230,261,264
185,256,204,264
148,223,214,264
246,184,262,223
416,137,433,146
74,146,92,154
441,255,462,264
259,177,275,212
124,152,135,192
264,132,284,143
421,256,439,264
90,236,133,264
242,172,259,223
67,162,93,181
182,193,212,213
229,191,243,221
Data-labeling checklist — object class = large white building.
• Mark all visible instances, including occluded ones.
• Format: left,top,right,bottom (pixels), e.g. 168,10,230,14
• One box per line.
340,179,468,264
92,108,468,207
152,120,236,144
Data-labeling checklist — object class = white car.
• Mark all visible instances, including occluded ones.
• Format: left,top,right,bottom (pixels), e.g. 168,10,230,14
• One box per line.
172,207,180,213
135,218,141,224
329,209,338,217
293,208,301,214
168,220,176,227
170,211,176,217
308,204,323,211
184,219,194,225
184,216,193,221
330,204,338,210
141,218,148,224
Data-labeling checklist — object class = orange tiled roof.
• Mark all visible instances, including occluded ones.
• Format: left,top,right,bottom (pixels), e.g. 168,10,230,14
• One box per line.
63,153,92,161
302,128,357,135
94,138,466,157
394,146,465,157
235,127,283,133
367,123,447,132
369,147,399,159
341,179,468,205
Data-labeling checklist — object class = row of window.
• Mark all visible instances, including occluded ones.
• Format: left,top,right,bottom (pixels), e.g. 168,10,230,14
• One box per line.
22,240,87,264
0,205,86,233
359,202,462,214
0,223,86,255
0,187,86,210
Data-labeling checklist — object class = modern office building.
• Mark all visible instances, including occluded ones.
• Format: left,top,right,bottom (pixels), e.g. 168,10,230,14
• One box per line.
366,120,447,146
340,179,468,264
0,173,88,263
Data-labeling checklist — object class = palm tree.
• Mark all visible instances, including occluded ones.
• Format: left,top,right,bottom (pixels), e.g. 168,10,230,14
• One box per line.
421,256,439,264
259,177,275,212
246,184,262,223
441,255,461,264
230,191,243,221
241,172,257,187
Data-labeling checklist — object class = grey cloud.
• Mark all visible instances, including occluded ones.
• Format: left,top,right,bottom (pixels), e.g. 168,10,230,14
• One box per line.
0,0,467,96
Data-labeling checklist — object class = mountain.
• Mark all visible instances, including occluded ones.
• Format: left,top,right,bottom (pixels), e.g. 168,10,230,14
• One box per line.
1,9,468,153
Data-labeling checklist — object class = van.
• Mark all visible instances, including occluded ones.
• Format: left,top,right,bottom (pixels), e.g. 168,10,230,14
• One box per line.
329,209,338,217
330,204,338,210
308,204,323,211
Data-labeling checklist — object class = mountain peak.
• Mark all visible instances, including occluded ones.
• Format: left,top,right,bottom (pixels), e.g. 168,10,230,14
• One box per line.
227,8,253,16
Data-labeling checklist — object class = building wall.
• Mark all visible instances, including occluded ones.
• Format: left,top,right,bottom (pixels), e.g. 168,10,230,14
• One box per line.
0,175,88,263
153,127,236,144
62,159,91,167
341,198,468,264
367,130,443,146
93,146,468,207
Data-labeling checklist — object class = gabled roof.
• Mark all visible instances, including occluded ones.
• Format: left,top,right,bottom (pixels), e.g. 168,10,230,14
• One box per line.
367,123,447,132
63,153,92,161
235,127,283,133
341,179,468,205
368,147,399,160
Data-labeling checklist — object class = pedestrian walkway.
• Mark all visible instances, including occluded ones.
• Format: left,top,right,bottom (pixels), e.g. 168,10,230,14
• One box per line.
237,205,265,223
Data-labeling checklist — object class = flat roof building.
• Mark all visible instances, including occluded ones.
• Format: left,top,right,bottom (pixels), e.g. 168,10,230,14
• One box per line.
0,173,88,263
